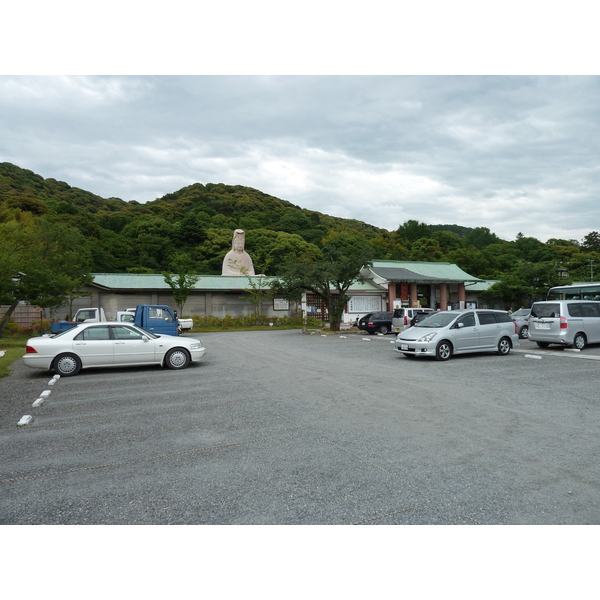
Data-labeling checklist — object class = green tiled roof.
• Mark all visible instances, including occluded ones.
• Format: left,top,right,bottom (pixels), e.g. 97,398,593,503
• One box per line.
369,261,481,283
464,279,499,292
92,274,275,290
90,273,382,292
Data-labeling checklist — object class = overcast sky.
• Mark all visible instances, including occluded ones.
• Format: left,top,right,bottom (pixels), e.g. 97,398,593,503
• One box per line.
2,4,600,245
3,75,600,244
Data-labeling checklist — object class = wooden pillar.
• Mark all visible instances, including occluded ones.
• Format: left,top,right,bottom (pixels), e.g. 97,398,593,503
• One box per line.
409,282,418,307
388,283,395,310
439,283,447,310
457,282,466,309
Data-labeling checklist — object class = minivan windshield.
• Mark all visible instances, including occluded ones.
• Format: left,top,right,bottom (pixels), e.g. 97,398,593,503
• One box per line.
531,303,560,318
416,312,458,328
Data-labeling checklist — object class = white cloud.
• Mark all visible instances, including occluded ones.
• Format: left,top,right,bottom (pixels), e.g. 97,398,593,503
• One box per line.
2,75,600,243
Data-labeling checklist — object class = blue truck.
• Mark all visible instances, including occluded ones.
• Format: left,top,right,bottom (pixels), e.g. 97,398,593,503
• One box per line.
50,305,182,336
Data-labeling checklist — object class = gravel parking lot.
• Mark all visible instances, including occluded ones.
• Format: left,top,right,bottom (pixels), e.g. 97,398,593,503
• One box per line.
1,330,599,524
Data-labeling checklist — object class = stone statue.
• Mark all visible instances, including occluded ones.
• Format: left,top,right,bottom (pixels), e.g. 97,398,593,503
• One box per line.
222,229,255,276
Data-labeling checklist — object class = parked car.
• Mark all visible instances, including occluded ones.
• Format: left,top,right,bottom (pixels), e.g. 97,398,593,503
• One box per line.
410,311,433,327
358,311,393,335
392,307,434,333
394,309,519,360
23,322,207,376
528,300,600,349
510,308,531,338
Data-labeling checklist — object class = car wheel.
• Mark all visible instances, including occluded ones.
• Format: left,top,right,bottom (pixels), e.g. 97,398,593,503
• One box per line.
378,325,389,335
520,325,529,339
573,332,587,350
53,353,82,377
536,342,549,349
402,353,416,358
435,341,452,361
497,337,512,355
165,348,190,370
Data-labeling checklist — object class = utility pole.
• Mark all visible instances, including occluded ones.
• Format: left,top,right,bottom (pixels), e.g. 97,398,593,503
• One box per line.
591,259,595,282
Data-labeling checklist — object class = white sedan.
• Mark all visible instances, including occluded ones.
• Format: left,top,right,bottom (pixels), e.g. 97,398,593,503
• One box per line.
23,322,207,376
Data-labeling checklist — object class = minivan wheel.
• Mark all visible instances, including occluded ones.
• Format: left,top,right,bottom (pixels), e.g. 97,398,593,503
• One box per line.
573,332,587,350
378,325,389,335
435,341,452,361
520,325,529,339
536,342,549,349
497,337,511,355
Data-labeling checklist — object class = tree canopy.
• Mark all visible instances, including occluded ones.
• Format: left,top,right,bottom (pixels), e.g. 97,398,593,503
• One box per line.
273,233,374,331
2,161,600,317
0,213,93,335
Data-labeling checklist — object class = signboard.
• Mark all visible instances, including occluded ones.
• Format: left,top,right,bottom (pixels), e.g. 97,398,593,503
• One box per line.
347,296,383,313
273,298,290,311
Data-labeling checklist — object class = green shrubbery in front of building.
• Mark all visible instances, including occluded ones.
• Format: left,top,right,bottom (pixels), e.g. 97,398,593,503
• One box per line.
190,313,323,330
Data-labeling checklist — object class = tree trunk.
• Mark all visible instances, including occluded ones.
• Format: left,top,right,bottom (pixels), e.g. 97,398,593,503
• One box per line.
327,295,346,333
0,299,19,337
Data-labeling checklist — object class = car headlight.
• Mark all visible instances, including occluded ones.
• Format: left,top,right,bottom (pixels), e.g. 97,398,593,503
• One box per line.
189,343,201,350
418,332,438,342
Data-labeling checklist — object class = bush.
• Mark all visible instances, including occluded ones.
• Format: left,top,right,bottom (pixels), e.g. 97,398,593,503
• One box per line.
191,314,323,329
2,319,51,338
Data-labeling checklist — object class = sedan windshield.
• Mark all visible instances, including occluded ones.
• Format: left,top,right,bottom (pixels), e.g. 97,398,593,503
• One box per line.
415,313,458,328
511,308,530,317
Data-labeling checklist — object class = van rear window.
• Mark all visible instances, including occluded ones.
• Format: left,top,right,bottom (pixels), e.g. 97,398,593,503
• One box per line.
531,303,560,318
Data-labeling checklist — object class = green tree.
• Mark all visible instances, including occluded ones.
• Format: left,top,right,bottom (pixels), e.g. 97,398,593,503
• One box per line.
196,228,233,274
245,229,321,275
273,233,373,332
121,216,176,270
582,231,600,253
239,273,274,319
431,230,463,253
478,273,535,310
0,215,93,336
464,227,501,249
396,220,431,244
163,253,200,316
409,238,443,261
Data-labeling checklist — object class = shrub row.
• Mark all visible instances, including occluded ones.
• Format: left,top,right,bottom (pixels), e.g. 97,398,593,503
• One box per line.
2,320,52,337
190,314,323,328
1,314,324,338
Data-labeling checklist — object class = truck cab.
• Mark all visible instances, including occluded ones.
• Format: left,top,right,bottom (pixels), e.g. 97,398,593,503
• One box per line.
134,305,179,336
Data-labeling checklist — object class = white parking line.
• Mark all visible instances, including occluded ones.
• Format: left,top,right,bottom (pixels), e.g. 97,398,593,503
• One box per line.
514,348,600,361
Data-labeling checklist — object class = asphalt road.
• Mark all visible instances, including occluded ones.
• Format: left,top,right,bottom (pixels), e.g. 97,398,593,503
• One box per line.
1,330,599,524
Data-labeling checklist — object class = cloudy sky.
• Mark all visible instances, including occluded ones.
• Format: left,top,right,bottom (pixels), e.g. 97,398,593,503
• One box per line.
2,5,599,245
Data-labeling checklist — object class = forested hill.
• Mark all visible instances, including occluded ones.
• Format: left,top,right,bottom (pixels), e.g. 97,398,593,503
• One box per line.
2,162,598,294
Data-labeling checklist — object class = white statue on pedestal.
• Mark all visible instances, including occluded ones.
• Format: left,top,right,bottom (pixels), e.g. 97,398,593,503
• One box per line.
222,229,255,276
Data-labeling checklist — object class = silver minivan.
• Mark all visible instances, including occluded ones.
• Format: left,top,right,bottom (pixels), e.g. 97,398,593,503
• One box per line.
528,300,600,349
394,309,519,360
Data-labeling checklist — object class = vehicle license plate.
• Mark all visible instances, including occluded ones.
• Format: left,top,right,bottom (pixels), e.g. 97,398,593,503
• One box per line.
400,344,409,350
536,322,550,329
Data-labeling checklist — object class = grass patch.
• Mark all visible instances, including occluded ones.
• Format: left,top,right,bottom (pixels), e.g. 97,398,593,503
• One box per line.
0,336,28,379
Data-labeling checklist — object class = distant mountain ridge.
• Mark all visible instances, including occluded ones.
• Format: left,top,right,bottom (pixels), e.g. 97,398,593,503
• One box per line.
0,161,476,239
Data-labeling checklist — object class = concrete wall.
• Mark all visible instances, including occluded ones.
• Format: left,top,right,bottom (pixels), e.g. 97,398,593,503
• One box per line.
47,289,296,321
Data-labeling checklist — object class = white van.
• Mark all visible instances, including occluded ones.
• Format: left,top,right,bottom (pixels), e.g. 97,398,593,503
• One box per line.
392,307,434,333
528,300,600,349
